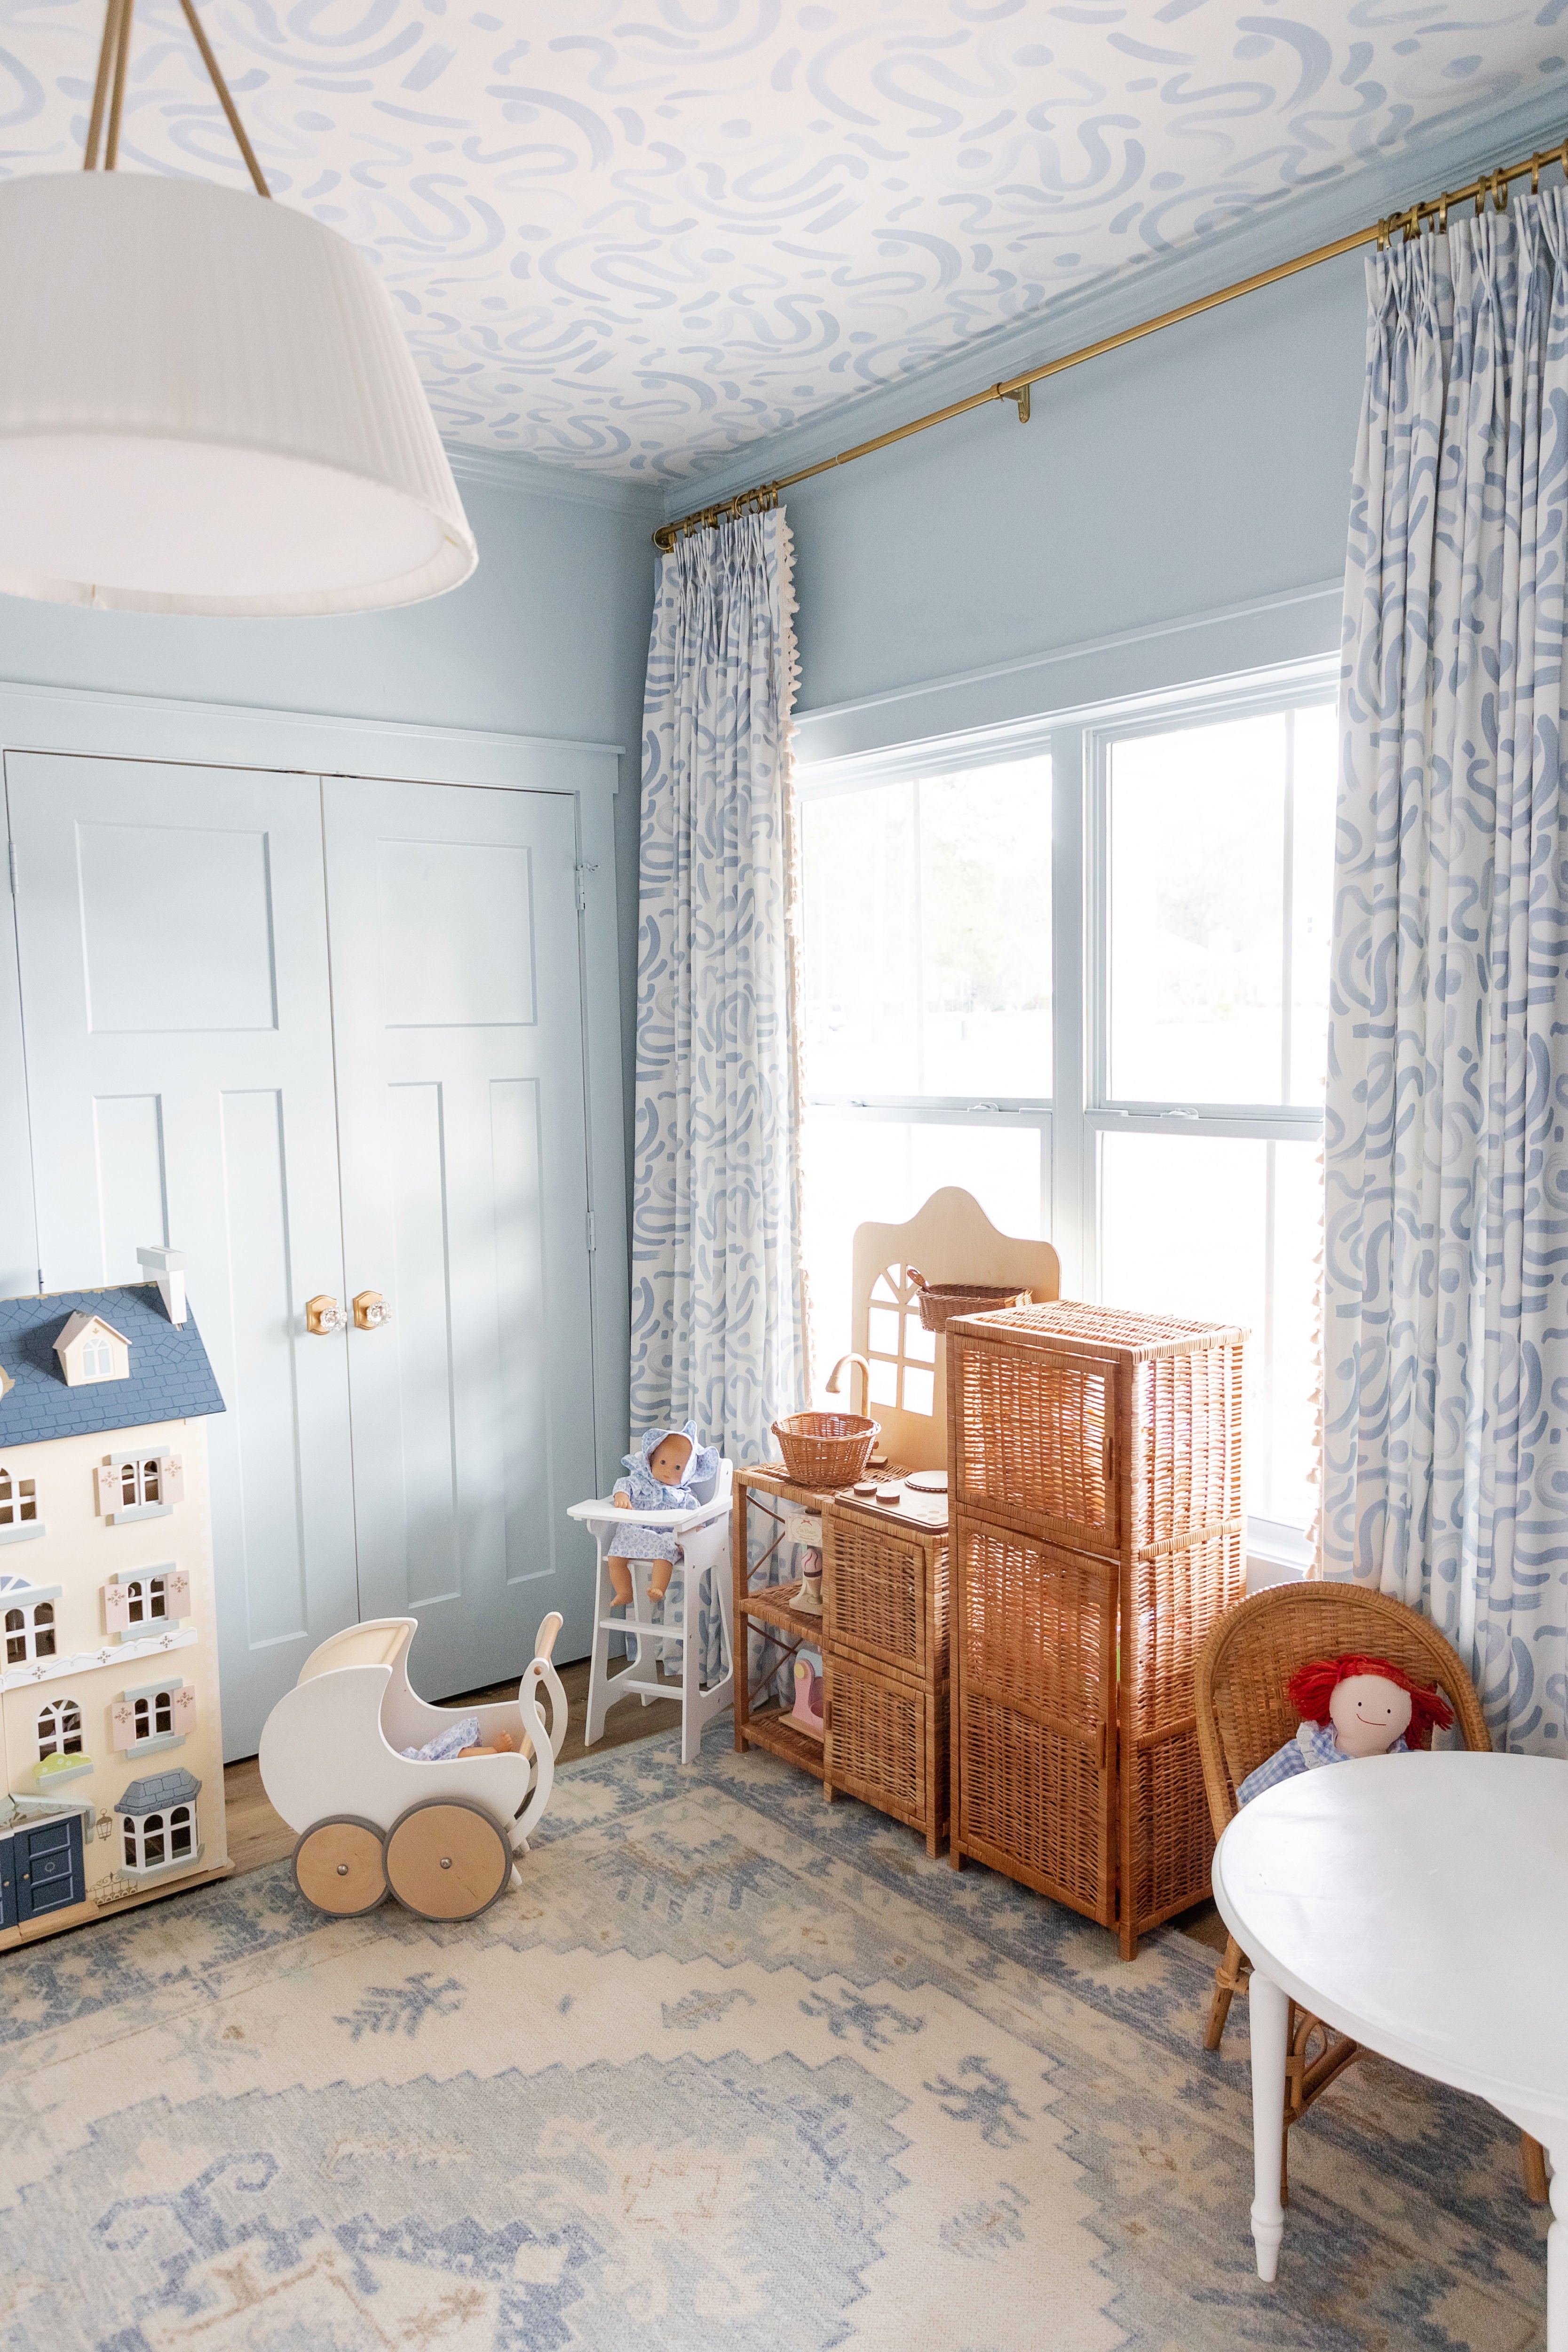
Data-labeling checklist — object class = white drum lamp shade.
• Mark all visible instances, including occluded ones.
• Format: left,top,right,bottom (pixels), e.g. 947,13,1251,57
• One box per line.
0,173,477,614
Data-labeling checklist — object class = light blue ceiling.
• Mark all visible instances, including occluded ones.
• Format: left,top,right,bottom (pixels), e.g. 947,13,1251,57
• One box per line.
3,2,1565,481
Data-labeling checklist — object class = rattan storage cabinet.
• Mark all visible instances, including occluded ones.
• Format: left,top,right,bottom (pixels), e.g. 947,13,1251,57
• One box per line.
823,1487,949,1854
948,1301,1245,1959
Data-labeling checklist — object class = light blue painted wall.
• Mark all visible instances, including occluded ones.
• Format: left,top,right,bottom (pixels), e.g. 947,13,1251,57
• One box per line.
780,250,1367,762
0,466,659,1143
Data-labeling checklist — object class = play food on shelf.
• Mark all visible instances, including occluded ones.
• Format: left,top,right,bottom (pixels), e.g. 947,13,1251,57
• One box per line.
905,1264,1029,1332
770,1410,880,1487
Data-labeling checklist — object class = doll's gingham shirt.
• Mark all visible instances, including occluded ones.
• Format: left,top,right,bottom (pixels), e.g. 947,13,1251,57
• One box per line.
1237,1721,1409,1806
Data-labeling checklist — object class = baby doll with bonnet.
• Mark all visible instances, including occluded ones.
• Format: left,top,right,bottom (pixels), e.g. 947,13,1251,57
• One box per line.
607,1420,721,1608
1237,1651,1454,1806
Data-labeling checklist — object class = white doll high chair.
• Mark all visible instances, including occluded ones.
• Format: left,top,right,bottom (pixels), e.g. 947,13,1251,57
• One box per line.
570,1458,734,1765
259,1610,568,1922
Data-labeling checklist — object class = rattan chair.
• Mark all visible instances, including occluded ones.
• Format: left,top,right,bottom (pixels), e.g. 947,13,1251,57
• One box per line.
1195,1580,1548,2203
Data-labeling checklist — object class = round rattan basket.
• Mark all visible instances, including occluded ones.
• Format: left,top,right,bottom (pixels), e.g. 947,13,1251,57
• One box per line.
771,1411,880,1487
907,1267,1029,1333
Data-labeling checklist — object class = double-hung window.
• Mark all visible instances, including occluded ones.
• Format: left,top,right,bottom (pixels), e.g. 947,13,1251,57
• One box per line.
798,667,1335,1564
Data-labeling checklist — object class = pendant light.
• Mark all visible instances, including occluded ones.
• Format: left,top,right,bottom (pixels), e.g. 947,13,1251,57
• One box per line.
0,0,476,614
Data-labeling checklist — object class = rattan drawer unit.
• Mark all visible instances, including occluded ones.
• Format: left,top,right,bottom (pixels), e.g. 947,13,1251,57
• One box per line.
947,1302,1246,1958
822,1483,950,1854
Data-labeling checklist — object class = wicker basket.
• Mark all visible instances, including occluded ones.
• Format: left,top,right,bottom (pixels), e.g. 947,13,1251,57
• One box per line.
770,1411,879,1488
826,1651,947,1844
906,1264,1028,1333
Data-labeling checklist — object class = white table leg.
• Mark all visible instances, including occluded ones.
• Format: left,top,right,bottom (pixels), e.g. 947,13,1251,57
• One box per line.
1549,2146,1565,2352
1247,1968,1289,2282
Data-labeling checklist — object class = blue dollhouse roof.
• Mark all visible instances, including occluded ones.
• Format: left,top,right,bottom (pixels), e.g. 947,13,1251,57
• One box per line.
0,1284,224,1445
118,1767,201,1815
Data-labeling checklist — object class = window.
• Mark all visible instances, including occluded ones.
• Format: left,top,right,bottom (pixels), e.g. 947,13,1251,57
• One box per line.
122,1574,167,1628
132,1689,175,1742
37,1698,82,1760
81,1339,114,1379
4,1598,55,1666
120,1459,161,1511
798,673,1335,1554
0,1469,37,1528
123,1803,194,1872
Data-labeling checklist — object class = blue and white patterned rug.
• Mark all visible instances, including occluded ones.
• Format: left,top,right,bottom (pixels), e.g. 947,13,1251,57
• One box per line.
0,1729,1547,2350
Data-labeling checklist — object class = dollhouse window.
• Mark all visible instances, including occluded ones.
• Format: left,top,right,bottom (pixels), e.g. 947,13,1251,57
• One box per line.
82,1340,114,1378
0,1470,37,1527
120,1459,161,1510
123,1575,166,1627
37,1698,82,1759
4,1599,55,1665
132,1690,175,1742
122,1803,194,1871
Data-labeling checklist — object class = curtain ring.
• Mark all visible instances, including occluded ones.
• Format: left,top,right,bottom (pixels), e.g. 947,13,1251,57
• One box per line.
1491,167,1507,212
1438,194,1449,233
1532,153,1542,195
1402,203,1421,242
1376,216,1390,252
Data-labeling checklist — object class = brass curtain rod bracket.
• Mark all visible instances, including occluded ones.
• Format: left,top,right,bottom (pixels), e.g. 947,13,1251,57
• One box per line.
82,0,270,195
650,124,1568,548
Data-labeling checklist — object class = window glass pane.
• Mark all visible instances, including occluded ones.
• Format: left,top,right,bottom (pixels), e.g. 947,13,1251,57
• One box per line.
1108,707,1333,1105
801,757,1051,1101
1100,1130,1319,1528
802,1111,1043,1380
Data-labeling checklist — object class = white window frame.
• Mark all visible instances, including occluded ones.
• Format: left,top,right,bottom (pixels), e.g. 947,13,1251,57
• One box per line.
36,1696,82,1760
3,1595,57,1666
798,655,1335,1573
122,1800,196,1874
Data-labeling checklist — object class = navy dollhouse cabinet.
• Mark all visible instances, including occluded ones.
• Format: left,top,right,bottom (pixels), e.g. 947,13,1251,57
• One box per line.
0,1264,231,1947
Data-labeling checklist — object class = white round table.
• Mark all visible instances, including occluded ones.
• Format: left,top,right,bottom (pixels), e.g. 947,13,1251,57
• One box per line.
1212,1750,1568,2345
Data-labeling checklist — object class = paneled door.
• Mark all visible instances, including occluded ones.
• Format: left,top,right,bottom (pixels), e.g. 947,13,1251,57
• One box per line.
323,779,599,1697
5,753,359,1756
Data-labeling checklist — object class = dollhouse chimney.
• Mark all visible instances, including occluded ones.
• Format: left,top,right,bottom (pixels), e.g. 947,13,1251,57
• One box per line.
137,1245,188,1328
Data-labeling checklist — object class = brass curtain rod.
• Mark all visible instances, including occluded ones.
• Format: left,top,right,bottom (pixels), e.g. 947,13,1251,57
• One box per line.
652,131,1568,553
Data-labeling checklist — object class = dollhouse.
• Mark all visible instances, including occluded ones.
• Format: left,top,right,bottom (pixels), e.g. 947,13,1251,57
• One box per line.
0,1271,229,1946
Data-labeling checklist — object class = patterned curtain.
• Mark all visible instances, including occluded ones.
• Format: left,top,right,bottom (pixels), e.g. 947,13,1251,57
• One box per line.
629,508,809,1676
1323,191,1568,1753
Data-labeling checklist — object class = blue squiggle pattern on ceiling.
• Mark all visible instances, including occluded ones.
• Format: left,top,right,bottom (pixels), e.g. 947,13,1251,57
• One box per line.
0,0,1562,478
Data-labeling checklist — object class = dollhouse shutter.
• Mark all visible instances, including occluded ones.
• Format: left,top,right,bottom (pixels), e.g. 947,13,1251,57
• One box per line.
161,1457,184,1506
172,1687,196,1734
110,1701,137,1752
164,1569,191,1617
103,1582,132,1634
95,1463,117,1518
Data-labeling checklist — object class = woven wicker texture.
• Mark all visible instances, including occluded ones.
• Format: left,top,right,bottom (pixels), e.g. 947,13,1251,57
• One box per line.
770,1412,879,1488
949,1303,1246,1956
958,1687,1112,1919
1129,1531,1246,1740
825,1651,944,1839
955,1517,1113,1738
951,1302,1244,1552
824,1516,948,1680
1194,1581,1490,1841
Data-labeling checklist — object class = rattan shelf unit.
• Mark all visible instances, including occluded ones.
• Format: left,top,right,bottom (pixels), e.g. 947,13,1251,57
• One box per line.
823,1484,950,1855
947,1300,1246,1959
733,1462,950,1852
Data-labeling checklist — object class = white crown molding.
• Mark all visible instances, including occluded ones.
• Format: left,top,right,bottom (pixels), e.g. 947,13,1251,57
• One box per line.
657,79,1568,520
443,442,664,521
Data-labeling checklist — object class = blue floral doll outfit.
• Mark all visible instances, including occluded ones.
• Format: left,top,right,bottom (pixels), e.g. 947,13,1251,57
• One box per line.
609,1422,720,1564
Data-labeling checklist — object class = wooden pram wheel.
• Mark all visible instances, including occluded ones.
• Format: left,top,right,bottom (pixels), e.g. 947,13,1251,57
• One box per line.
293,1815,388,1916
384,1799,513,1921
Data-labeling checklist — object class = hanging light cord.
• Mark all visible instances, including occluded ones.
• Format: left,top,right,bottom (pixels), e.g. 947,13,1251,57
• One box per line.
82,0,271,197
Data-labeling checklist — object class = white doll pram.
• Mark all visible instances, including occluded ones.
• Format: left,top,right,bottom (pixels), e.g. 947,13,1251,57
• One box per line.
259,1611,568,1922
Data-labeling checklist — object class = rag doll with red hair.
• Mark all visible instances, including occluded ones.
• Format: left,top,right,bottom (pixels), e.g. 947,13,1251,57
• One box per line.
1236,1652,1454,1806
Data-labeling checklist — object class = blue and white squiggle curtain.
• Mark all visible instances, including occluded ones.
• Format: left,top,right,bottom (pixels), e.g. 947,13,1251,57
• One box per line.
630,507,810,1679
1324,191,1568,1752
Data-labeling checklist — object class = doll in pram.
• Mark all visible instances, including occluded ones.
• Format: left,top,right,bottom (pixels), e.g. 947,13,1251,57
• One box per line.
259,1610,568,1922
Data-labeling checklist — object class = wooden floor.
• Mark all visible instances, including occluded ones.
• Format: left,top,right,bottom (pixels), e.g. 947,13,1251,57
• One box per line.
224,1654,685,1878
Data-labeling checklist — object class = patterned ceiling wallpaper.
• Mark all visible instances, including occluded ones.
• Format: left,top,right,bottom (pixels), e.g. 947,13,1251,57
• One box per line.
2,1,1564,480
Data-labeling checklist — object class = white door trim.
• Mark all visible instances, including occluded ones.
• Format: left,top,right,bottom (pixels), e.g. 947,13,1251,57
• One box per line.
0,673,630,1508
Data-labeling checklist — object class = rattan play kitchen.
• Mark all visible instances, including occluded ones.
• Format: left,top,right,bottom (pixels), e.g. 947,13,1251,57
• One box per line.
946,1300,1246,1960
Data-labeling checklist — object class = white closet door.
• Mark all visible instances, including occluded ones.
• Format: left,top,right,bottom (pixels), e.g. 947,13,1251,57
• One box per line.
5,753,358,1756
323,778,598,1698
